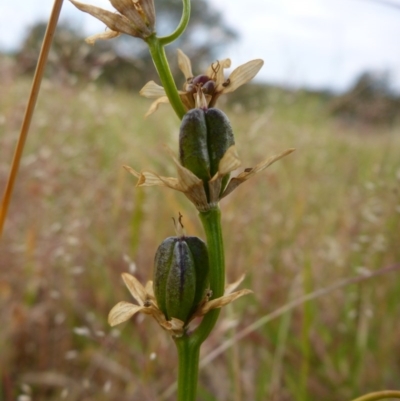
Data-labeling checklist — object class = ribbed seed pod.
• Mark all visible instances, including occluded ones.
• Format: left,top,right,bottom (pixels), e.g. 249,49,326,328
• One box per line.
179,107,235,196
179,109,210,183
205,108,235,193
153,236,209,323
204,108,235,177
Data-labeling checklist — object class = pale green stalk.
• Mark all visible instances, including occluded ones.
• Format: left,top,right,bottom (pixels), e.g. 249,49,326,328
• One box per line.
146,35,186,119
145,0,191,120
145,1,226,398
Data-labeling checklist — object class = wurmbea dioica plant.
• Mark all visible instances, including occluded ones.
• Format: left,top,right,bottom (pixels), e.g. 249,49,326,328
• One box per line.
58,2,387,401
0,1,398,400
69,0,294,399
0,0,395,400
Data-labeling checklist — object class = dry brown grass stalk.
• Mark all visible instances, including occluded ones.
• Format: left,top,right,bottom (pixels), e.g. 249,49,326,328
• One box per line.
0,0,64,238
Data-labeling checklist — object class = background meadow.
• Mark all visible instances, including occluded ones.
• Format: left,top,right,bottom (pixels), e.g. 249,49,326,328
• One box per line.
1,39,400,401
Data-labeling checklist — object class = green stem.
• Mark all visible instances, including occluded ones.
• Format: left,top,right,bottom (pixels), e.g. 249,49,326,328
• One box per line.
174,336,201,401
173,207,225,401
348,391,400,401
193,206,225,346
146,35,186,119
159,0,191,46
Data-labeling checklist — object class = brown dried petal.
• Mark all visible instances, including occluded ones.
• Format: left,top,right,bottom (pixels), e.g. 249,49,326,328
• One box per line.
145,280,155,298
208,176,223,206
145,173,182,190
217,145,242,176
166,149,204,192
122,272,147,306
225,274,246,295
140,81,166,98
179,92,196,111
123,150,209,211
221,148,295,199
108,301,144,326
140,0,156,29
167,151,209,210
221,59,264,94
159,318,185,337
70,0,140,37
123,165,180,190
139,81,172,116
177,49,193,80
85,30,120,45
198,289,253,315
110,0,151,35
144,97,170,117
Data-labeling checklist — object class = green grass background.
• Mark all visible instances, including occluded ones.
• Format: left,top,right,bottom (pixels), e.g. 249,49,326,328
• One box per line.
1,71,400,401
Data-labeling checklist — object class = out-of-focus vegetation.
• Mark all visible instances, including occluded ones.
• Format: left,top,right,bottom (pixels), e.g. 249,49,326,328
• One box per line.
12,16,400,125
1,47,400,400
329,72,400,125
15,0,237,90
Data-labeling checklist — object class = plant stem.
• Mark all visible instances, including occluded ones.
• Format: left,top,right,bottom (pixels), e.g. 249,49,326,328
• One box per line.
0,0,64,238
349,390,400,401
193,206,225,345
173,206,225,401
174,336,201,401
146,35,186,120
159,0,191,46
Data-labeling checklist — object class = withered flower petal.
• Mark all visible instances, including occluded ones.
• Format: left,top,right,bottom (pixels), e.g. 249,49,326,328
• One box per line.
109,271,252,335
124,146,294,212
70,0,155,43
108,301,145,326
110,0,151,35
108,273,185,336
196,288,252,316
140,50,264,116
221,148,295,200
122,272,148,306
177,49,193,80
190,275,252,320
217,59,264,94
85,30,120,45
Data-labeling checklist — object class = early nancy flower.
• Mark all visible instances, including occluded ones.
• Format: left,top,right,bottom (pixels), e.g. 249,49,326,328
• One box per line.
140,49,264,116
70,0,156,44
108,272,251,337
124,144,294,212
108,273,186,336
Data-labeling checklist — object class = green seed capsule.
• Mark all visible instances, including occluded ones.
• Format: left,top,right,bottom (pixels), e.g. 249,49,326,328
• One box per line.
179,108,235,194
204,108,235,177
153,236,209,323
179,109,210,183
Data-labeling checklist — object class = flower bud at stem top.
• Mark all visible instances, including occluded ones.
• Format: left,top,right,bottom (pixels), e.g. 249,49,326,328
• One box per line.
154,236,209,323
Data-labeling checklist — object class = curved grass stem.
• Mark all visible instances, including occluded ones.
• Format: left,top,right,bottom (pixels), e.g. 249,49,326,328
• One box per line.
349,391,400,401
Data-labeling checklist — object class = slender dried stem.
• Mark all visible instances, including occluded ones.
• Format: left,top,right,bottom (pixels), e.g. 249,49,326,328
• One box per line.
349,390,400,401
200,264,400,367
0,0,64,238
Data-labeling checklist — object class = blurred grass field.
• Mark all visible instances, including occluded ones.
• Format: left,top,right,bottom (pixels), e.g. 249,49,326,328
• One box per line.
1,64,400,401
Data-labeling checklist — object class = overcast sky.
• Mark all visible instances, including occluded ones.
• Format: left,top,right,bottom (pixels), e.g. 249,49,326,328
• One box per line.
1,0,400,92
